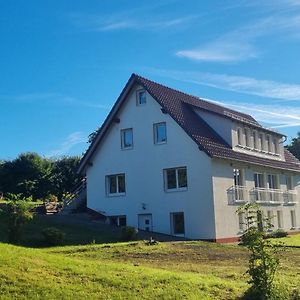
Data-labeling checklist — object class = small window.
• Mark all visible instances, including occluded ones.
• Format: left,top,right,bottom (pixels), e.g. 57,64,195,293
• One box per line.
154,122,167,144
137,90,146,105
238,212,245,232
165,167,187,191
171,212,185,235
277,210,283,229
107,174,126,196
291,210,296,229
267,210,274,229
252,131,257,149
286,175,293,190
273,138,278,154
244,128,250,147
237,128,242,145
259,133,265,151
266,135,272,152
121,128,133,149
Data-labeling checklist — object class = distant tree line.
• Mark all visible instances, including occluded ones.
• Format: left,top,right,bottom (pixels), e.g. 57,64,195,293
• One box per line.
0,153,83,201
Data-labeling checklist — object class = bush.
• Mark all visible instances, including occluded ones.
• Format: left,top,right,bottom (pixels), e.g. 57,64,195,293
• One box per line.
42,227,65,246
120,226,138,241
45,194,58,203
0,200,34,243
266,229,288,239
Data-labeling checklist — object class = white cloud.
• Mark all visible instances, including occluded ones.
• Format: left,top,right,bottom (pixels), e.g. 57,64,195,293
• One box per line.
69,9,196,32
176,41,257,62
208,100,300,129
145,68,300,101
176,9,300,62
46,132,86,157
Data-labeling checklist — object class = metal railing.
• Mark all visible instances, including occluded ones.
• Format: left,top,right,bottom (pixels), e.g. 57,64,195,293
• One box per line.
228,186,298,205
283,190,297,205
251,187,284,204
227,186,249,204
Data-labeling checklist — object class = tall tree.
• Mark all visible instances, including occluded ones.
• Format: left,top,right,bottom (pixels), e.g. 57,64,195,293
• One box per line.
286,132,300,160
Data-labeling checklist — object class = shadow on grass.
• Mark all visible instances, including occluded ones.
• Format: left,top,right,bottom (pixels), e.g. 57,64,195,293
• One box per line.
0,213,122,248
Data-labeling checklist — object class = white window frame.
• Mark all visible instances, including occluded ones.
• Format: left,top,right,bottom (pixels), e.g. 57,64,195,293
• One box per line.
106,174,126,196
267,174,279,190
121,128,133,150
136,89,146,106
153,122,167,144
164,167,188,191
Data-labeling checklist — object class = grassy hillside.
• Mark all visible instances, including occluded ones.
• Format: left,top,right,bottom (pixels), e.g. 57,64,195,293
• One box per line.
0,239,300,299
0,213,299,299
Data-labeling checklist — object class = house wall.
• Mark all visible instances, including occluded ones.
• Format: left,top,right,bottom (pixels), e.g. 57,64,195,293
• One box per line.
194,109,233,146
86,84,216,239
212,158,300,239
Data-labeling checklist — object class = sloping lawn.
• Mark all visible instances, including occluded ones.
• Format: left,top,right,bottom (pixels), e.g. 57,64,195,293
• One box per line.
0,212,299,299
0,239,299,299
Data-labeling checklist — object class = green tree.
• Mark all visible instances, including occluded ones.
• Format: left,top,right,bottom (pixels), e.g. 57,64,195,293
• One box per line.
286,132,300,160
52,156,82,199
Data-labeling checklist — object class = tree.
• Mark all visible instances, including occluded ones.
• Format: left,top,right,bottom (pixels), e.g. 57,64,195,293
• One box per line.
52,156,82,199
286,132,300,160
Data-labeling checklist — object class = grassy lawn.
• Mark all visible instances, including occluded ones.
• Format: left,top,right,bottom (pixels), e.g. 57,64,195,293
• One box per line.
0,213,299,299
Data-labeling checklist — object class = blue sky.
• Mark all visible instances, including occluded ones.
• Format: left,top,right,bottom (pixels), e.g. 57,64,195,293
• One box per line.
1,0,300,160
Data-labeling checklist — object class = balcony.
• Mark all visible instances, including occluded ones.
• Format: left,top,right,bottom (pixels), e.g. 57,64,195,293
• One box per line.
283,190,298,205
228,186,298,205
251,188,283,205
227,186,249,204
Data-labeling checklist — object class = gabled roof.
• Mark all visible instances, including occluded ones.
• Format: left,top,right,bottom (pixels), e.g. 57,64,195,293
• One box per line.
78,74,300,174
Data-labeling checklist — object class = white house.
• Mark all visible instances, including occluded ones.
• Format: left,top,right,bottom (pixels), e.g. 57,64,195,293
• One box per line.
78,74,300,242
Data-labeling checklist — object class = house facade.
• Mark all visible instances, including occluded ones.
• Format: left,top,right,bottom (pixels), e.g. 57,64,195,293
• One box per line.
78,74,300,242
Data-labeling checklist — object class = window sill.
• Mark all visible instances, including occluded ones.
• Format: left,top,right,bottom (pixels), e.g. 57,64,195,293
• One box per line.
165,187,188,193
121,147,133,151
154,141,167,145
107,193,126,197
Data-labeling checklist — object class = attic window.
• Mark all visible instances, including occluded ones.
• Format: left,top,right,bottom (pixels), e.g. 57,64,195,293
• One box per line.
137,90,146,105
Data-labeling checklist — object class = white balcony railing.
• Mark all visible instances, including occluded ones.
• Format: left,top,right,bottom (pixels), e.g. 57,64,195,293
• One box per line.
228,186,298,205
283,190,298,205
228,186,249,204
251,188,284,204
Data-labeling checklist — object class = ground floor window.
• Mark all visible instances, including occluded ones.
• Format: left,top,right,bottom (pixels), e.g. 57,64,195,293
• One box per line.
267,210,274,229
170,212,185,235
277,211,283,229
291,210,296,229
238,212,245,232
110,215,126,227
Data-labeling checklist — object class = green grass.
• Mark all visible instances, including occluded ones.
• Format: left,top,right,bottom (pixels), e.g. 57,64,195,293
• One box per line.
0,213,299,299
271,233,300,247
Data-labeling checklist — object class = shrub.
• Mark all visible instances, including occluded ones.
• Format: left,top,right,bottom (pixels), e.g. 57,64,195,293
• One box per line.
45,194,58,203
266,229,288,239
42,227,65,246
120,226,138,241
0,200,34,243
237,203,285,300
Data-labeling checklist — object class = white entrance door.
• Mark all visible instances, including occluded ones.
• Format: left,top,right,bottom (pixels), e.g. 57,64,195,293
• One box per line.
138,214,152,231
